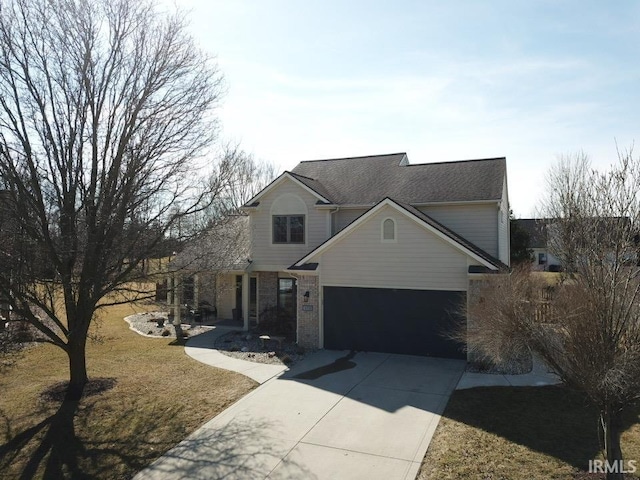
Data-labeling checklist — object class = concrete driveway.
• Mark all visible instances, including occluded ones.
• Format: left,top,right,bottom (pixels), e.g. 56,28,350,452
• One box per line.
135,350,465,480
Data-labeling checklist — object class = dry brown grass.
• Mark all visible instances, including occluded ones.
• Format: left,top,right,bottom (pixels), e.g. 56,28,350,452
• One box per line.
531,271,564,285
420,386,640,480
0,297,256,479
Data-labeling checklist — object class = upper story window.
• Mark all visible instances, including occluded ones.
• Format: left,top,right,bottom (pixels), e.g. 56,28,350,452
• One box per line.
270,193,307,245
273,215,305,244
382,218,396,242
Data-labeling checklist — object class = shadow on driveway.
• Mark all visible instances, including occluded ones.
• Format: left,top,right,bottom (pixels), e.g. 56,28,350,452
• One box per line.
136,418,312,480
281,349,465,414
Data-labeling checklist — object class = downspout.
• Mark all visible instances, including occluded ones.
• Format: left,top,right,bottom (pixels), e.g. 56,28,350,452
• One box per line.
330,206,340,236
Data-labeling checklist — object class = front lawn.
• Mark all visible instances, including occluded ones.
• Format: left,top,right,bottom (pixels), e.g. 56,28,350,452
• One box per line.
420,386,640,479
0,299,256,479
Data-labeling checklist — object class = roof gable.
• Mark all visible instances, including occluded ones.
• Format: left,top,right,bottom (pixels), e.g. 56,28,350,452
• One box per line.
244,171,332,206
291,197,506,270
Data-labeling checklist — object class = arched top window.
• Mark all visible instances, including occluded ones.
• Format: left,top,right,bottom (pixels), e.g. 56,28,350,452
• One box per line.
270,193,307,216
382,218,396,242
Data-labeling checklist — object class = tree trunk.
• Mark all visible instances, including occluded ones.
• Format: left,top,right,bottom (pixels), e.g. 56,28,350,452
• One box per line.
66,337,88,401
601,406,625,480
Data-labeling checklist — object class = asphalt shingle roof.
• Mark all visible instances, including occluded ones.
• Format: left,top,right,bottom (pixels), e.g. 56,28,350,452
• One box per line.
287,172,334,203
170,216,250,271
289,153,506,205
515,218,548,248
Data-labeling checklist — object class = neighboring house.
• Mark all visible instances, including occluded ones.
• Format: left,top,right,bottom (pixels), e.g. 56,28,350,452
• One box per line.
216,152,510,360
515,219,562,271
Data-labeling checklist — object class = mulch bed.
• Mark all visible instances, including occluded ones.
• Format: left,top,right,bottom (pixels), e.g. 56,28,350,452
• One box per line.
125,311,212,339
213,330,310,366
466,354,533,375
126,312,311,367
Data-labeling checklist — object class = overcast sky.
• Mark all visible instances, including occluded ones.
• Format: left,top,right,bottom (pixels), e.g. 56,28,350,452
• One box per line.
176,0,639,217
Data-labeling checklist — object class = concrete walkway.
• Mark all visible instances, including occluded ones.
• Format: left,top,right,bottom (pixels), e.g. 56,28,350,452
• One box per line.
184,326,289,384
456,356,561,390
135,349,465,480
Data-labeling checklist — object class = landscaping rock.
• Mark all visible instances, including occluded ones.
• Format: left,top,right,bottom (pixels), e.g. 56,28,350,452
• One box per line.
124,312,212,339
214,331,311,366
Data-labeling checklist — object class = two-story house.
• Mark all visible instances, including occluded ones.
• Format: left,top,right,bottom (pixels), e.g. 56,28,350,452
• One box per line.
215,153,509,360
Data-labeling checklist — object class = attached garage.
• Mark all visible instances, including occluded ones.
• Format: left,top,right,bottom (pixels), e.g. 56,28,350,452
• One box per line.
289,199,506,358
323,286,466,359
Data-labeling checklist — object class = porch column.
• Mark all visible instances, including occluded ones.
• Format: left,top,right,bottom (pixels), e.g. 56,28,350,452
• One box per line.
242,272,250,331
173,275,181,325
193,273,200,306
166,275,173,305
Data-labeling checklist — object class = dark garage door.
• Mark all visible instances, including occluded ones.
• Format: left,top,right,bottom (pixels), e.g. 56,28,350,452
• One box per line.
323,286,466,359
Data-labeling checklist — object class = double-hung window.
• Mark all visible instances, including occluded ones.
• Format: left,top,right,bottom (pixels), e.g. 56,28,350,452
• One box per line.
273,215,305,244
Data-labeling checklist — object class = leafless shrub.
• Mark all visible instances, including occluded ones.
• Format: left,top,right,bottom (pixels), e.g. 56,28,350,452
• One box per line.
465,148,640,479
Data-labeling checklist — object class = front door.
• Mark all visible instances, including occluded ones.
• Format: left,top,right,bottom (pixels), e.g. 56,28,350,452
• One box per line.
277,278,297,318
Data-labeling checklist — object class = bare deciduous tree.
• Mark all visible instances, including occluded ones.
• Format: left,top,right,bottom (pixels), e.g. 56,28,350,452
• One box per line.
0,0,229,398
166,148,276,321
204,143,278,221
465,149,640,479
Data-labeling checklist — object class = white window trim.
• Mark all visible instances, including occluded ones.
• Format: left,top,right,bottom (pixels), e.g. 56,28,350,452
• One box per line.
272,214,306,245
381,217,397,243
269,192,308,246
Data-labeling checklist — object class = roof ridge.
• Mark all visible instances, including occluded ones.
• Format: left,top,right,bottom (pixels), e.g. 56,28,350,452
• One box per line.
404,157,506,167
298,152,406,163
287,171,316,181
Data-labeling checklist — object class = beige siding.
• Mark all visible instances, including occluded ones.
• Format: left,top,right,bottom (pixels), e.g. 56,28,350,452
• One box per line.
316,205,475,291
250,178,328,269
498,177,510,265
420,203,498,257
333,208,368,234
